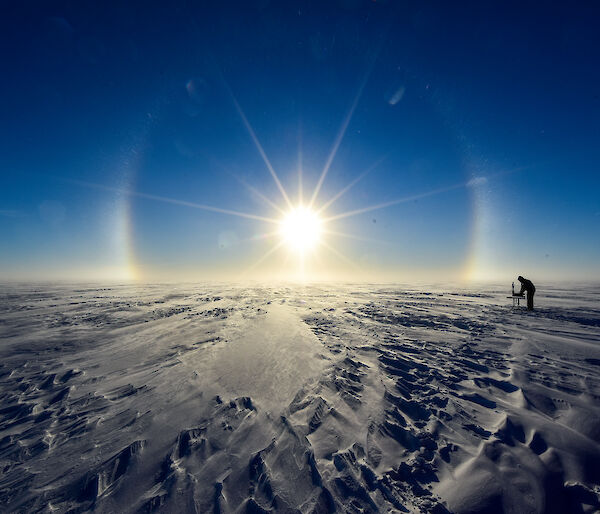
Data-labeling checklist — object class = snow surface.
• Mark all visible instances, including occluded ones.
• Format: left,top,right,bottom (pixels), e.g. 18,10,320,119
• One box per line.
1,283,599,513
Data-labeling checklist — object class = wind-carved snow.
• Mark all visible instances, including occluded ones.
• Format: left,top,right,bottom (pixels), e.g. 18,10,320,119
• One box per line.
0,283,599,513
203,302,326,413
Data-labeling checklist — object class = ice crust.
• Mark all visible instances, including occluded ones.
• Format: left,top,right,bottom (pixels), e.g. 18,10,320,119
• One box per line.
0,283,599,513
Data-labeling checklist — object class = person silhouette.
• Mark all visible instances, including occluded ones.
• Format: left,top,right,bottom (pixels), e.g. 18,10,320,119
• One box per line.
516,276,536,310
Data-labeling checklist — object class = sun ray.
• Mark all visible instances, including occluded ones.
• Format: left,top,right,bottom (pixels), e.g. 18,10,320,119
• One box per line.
319,240,359,269
226,87,293,209
322,228,391,246
317,154,387,215
242,239,286,274
323,181,467,223
324,164,532,223
309,77,368,209
68,179,280,224
221,230,280,250
197,154,286,216
308,38,385,210
234,176,286,216
297,119,303,205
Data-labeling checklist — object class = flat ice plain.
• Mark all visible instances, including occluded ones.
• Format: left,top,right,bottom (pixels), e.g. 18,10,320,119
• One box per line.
1,283,599,513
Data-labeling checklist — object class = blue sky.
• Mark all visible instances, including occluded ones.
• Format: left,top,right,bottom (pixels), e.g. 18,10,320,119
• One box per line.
1,2,599,282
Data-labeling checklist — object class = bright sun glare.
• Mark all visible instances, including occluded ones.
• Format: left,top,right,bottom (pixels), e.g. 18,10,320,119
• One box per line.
279,207,323,253
97,70,467,278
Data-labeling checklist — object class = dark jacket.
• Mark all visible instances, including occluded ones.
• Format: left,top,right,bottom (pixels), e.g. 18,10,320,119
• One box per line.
518,278,536,295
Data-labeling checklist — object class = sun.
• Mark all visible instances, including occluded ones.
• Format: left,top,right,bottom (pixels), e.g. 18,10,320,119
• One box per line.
279,206,323,253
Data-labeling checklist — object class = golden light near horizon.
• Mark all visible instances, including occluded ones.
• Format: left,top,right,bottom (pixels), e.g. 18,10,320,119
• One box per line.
279,206,323,254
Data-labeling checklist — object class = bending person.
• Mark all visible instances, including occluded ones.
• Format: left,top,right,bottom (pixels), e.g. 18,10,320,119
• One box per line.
516,276,536,310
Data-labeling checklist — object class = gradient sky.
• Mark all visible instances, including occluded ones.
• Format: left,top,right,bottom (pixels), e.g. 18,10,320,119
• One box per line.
1,2,599,282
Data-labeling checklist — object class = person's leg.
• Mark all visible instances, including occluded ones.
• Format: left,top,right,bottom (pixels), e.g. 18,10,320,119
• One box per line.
527,292,534,310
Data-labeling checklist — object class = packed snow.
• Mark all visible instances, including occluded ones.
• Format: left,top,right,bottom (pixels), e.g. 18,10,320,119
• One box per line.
1,283,599,513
